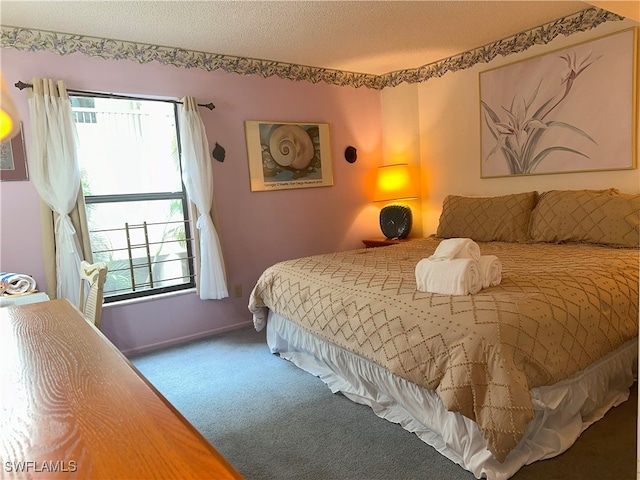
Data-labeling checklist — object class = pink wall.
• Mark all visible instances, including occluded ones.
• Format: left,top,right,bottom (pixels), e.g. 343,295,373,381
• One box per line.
0,48,383,353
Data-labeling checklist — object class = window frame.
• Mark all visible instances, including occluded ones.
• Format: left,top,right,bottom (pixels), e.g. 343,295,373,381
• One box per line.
73,95,196,303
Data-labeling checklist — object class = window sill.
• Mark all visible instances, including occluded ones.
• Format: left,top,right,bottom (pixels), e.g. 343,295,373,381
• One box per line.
104,288,197,308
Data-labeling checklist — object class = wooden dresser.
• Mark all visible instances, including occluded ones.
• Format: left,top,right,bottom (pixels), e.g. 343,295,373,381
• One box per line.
0,299,242,479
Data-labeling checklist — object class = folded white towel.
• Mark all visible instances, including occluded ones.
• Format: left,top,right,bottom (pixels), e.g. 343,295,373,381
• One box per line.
478,255,502,288
0,272,37,295
415,258,482,295
429,238,481,262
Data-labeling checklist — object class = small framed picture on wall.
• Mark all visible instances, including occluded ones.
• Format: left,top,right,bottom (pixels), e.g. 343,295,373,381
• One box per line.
1,122,29,181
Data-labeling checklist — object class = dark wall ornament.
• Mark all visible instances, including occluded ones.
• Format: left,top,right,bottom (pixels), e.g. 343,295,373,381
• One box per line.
212,142,225,162
344,146,357,163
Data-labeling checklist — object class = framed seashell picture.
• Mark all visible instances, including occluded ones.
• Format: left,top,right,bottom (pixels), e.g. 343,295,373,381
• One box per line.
245,121,333,191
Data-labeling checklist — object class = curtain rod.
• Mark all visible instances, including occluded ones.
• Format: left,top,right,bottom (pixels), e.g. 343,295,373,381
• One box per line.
14,81,215,110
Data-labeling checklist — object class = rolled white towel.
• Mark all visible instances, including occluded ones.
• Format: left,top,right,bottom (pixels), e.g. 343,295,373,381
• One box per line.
429,238,481,262
415,258,482,295
478,255,502,288
0,272,37,295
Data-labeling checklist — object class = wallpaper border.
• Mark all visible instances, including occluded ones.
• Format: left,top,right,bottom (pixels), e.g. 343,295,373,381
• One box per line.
0,7,623,90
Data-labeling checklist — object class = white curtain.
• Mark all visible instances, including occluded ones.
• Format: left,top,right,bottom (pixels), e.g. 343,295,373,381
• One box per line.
179,96,228,299
28,78,83,303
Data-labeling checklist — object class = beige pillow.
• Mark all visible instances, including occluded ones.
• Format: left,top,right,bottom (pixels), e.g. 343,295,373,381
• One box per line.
529,189,640,248
436,191,538,242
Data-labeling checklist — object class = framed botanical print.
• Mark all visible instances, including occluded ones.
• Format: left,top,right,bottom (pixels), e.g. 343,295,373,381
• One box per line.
480,28,637,178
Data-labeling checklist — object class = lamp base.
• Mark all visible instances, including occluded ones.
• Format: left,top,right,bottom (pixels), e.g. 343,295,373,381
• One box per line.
379,204,412,239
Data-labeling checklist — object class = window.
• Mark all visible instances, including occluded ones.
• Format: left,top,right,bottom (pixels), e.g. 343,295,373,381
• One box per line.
70,97,97,123
72,95,195,302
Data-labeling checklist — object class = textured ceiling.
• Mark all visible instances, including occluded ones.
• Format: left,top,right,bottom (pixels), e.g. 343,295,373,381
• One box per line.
0,1,617,75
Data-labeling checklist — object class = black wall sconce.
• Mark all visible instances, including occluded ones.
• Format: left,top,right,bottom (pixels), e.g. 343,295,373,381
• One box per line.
344,146,357,163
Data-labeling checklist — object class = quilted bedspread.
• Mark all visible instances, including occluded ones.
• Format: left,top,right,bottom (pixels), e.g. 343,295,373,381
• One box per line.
248,238,639,462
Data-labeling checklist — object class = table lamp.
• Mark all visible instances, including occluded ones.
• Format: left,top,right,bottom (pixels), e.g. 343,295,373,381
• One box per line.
373,163,418,239
0,73,20,141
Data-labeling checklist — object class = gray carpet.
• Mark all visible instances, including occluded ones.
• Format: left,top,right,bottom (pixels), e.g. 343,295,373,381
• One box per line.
129,327,637,480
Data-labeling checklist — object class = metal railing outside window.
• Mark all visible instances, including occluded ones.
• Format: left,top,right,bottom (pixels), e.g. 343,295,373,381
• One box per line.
89,217,195,302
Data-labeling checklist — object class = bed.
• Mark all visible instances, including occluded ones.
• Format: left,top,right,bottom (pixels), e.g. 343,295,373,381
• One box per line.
248,189,639,479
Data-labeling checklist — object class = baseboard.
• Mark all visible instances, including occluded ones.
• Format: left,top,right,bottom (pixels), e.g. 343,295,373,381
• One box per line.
121,321,254,356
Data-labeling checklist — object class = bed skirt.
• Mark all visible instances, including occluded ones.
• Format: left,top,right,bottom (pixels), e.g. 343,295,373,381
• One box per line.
266,311,637,480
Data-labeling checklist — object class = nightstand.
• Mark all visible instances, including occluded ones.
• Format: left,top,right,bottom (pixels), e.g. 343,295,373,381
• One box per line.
362,238,414,248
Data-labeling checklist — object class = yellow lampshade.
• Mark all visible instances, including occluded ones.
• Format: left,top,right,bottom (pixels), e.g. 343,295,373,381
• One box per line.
0,74,20,141
373,163,418,202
